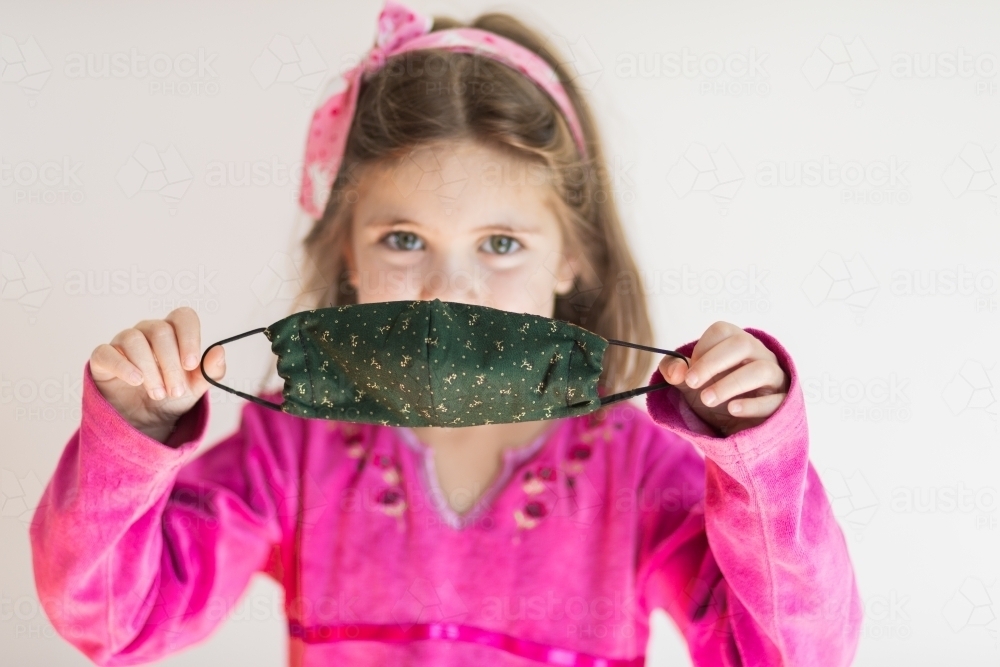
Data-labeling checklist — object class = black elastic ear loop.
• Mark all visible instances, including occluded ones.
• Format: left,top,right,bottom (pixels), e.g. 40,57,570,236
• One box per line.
199,327,285,412
599,339,690,407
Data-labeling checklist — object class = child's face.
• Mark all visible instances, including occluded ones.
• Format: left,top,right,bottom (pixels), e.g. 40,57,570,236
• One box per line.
343,139,577,319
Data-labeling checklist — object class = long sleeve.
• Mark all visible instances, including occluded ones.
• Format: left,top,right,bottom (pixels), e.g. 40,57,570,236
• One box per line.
636,327,863,666
29,360,303,666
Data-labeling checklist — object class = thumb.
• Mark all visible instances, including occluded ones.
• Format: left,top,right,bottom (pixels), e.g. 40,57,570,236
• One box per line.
659,356,689,385
187,346,226,397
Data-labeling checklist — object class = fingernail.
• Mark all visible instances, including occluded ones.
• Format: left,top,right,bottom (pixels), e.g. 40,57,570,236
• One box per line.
171,385,185,398
702,389,716,406
185,354,198,369
730,401,742,414
130,372,143,385
686,372,700,387
151,387,166,400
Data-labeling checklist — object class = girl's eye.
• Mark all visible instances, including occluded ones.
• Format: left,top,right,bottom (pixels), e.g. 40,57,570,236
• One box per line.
482,235,522,255
383,231,424,251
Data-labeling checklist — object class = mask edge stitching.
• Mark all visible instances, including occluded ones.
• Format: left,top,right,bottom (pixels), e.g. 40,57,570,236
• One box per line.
565,334,578,415
423,301,434,426
297,317,315,419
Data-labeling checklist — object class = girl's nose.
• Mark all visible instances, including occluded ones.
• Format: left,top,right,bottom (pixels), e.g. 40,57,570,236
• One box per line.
418,255,483,304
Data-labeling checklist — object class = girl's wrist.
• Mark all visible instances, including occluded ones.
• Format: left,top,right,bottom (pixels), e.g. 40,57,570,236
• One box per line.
138,418,180,446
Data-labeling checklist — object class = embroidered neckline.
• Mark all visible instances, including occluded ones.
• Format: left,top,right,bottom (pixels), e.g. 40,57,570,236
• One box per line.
395,420,565,530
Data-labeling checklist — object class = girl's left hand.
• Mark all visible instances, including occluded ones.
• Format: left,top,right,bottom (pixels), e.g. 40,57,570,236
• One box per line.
659,322,789,437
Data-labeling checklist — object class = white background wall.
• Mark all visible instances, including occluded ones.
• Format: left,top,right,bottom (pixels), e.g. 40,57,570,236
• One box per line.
2,0,998,665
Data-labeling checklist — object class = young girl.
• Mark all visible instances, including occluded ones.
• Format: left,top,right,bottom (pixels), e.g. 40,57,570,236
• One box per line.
30,2,863,665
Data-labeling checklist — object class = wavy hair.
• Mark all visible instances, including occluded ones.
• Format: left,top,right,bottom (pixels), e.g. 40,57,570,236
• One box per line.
282,9,654,397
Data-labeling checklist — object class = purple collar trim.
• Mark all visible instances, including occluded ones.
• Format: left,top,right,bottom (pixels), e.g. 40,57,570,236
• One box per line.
394,420,565,530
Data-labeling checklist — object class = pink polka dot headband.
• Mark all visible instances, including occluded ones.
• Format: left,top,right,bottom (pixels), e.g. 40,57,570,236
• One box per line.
298,0,588,220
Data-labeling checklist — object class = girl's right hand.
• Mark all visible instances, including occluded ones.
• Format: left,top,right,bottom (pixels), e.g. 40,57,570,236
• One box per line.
89,306,226,443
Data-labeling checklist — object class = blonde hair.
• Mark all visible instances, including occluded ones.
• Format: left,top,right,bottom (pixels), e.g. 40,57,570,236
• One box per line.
283,10,655,397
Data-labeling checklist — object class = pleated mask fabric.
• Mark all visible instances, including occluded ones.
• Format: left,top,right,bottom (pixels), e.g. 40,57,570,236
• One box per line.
200,299,688,427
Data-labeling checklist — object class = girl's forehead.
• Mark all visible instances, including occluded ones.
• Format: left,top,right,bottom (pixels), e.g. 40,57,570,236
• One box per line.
366,139,553,188
352,142,563,235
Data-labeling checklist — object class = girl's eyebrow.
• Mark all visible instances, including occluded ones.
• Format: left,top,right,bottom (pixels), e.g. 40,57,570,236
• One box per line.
366,217,542,234
476,221,542,234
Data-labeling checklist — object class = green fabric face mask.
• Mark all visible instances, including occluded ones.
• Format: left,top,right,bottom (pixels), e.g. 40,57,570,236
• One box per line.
200,298,688,427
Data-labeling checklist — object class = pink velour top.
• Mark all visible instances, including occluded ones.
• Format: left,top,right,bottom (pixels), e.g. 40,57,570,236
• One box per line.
30,327,863,666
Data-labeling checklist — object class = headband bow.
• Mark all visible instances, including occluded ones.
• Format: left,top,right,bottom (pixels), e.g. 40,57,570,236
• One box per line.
298,0,587,220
